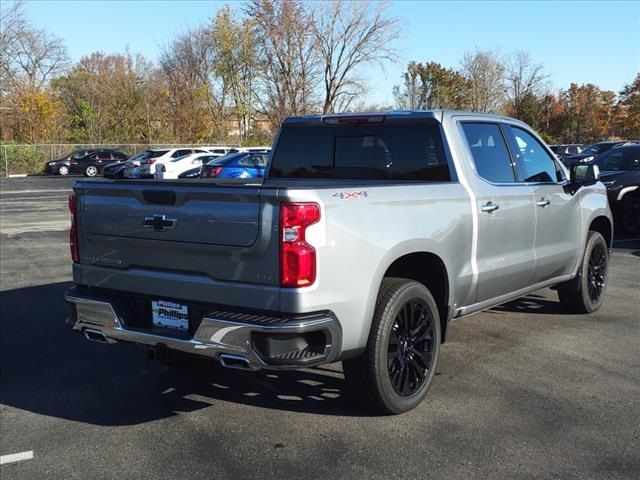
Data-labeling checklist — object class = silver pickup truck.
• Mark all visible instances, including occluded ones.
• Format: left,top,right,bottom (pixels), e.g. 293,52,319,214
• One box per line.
65,111,613,414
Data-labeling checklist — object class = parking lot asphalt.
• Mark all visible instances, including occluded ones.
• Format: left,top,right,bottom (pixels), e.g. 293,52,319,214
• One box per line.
1,176,639,479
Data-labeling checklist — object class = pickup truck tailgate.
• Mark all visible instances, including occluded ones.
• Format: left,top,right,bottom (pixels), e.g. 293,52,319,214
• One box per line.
74,181,280,287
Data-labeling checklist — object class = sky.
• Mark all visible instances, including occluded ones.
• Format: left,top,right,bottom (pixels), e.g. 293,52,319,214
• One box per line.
16,0,640,105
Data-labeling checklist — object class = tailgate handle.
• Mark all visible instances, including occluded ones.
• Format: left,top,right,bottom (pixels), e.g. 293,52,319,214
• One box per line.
143,214,177,231
143,190,176,205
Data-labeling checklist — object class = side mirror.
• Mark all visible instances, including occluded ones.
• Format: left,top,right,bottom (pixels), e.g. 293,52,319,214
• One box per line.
570,164,599,185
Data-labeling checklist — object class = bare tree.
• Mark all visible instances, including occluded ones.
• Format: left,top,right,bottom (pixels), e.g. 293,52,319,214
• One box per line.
247,0,319,129
505,50,549,118
460,48,505,113
11,24,68,89
0,1,27,94
311,0,403,114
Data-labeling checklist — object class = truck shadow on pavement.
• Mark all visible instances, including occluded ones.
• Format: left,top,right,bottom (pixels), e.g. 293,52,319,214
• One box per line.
0,282,368,426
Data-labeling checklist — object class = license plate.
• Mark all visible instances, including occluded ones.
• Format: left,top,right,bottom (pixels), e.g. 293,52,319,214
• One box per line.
151,300,189,330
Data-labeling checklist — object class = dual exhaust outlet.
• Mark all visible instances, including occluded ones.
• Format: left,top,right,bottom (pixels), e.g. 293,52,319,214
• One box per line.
82,328,253,370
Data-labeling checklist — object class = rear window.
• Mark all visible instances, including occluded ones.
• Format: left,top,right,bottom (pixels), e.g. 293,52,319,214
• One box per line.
269,122,450,181
148,150,169,158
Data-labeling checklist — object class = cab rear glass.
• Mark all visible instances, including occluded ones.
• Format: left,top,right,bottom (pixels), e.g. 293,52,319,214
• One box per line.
269,121,450,181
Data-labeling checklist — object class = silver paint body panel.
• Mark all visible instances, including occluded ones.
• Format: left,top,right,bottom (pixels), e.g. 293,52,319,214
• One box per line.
70,110,613,359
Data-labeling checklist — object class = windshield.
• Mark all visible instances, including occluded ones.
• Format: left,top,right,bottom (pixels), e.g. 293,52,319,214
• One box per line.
148,150,169,158
580,145,599,155
128,151,151,162
71,150,88,159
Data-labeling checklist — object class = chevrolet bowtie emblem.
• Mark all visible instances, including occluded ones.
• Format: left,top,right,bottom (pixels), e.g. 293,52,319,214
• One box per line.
143,214,177,231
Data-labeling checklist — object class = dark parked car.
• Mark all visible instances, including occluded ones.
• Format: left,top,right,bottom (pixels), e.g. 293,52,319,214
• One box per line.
562,141,626,167
199,151,270,179
591,145,640,234
549,144,585,160
75,150,128,177
45,149,98,175
45,149,128,176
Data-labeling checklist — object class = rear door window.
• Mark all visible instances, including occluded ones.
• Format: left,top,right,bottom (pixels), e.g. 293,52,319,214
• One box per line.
460,123,515,183
270,121,450,181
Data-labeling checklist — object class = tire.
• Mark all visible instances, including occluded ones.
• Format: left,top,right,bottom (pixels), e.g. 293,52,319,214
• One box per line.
84,165,98,177
618,194,640,236
57,165,69,176
558,231,609,313
343,278,441,414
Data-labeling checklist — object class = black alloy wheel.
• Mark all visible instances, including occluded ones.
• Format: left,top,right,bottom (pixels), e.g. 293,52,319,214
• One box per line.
587,242,607,304
387,299,435,396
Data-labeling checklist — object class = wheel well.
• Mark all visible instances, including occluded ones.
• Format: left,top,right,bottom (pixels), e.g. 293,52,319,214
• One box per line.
384,252,450,342
589,216,612,247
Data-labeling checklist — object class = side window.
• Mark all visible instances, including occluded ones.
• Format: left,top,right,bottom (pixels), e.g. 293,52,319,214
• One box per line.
461,123,515,183
505,126,560,183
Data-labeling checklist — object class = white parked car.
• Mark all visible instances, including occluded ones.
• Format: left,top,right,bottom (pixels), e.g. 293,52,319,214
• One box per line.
156,152,219,179
124,148,210,178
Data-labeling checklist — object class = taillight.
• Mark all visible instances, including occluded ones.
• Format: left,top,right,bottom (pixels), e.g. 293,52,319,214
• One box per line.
210,166,222,177
280,203,320,287
68,194,79,263
146,159,156,165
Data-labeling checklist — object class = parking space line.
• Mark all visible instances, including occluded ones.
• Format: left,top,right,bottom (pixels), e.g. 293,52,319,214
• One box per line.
0,451,34,465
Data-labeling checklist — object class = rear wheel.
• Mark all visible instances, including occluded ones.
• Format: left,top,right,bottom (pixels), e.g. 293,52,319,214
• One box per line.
343,278,441,414
57,165,69,176
84,165,98,177
558,231,608,313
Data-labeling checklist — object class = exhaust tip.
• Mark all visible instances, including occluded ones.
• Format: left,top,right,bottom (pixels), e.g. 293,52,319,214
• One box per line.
219,354,252,371
83,328,113,344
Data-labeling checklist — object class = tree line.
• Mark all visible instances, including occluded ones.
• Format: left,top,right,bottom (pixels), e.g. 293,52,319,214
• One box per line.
1,0,638,147
393,50,640,144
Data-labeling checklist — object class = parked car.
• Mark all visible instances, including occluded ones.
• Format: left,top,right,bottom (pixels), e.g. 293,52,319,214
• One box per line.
591,144,640,234
104,151,151,179
45,149,128,177
123,148,210,178
549,144,585,160
562,141,627,167
157,152,219,179
45,149,97,175
65,110,612,414
200,151,270,179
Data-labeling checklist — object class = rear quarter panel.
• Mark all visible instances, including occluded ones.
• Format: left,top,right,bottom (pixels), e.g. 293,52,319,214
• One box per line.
278,183,473,352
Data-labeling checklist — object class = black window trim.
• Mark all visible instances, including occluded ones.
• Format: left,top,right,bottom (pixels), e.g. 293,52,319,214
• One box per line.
458,119,568,187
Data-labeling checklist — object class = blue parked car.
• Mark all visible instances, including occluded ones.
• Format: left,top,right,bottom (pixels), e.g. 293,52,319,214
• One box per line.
199,151,270,179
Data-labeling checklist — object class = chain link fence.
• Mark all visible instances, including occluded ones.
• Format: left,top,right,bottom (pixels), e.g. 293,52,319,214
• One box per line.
0,143,240,176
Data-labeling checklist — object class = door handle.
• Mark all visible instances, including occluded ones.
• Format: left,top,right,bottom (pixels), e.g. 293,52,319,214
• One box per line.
536,197,551,207
481,202,499,213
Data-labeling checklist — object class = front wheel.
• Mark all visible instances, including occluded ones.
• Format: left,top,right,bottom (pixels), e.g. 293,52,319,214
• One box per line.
558,231,608,313
343,278,441,414
57,165,69,176
84,165,98,177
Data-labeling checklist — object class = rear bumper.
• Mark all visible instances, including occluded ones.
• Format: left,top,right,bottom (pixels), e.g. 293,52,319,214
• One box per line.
64,287,342,370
